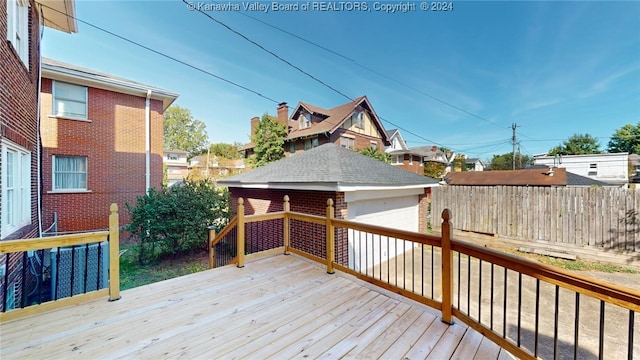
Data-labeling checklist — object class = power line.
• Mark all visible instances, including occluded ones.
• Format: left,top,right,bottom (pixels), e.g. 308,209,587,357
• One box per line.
38,3,280,104
227,4,504,130
185,0,353,101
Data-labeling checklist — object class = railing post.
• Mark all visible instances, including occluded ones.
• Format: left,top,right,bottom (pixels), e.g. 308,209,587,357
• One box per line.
108,203,121,302
283,195,290,255
208,226,216,269
326,198,335,274
237,198,245,268
441,209,453,324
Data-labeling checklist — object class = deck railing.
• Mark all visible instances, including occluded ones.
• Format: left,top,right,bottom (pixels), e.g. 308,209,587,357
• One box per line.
0,204,120,322
214,196,640,360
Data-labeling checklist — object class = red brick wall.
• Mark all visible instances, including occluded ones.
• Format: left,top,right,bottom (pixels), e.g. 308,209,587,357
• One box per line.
393,154,424,175
418,188,431,233
0,0,41,240
40,78,165,232
228,188,349,264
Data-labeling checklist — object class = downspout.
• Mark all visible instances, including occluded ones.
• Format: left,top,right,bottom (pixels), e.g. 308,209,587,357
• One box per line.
37,7,44,236
145,90,152,192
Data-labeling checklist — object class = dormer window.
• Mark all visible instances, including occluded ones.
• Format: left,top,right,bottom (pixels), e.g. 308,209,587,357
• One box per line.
300,112,311,129
352,110,364,129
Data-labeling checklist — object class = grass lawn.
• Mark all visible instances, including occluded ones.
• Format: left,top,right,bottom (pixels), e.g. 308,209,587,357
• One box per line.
119,244,210,290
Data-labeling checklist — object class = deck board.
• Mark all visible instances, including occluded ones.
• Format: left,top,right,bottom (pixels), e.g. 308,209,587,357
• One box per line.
1,254,510,359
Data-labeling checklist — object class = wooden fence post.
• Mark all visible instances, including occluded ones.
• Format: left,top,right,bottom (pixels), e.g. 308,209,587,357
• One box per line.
208,226,216,269
108,203,121,302
283,195,290,255
441,209,453,324
237,198,245,268
326,199,335,274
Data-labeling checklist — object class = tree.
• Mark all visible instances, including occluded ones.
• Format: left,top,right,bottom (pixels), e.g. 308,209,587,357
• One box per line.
488,153,533,170
608,122,640,154
359,147,391,163
548,133,601,156
208,143,241,160
252,114,287,167
125,179,229,264
424,162,446,180
164,105,208,159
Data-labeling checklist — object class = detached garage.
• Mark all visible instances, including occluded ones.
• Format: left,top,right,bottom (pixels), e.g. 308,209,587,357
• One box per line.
218,144,439,267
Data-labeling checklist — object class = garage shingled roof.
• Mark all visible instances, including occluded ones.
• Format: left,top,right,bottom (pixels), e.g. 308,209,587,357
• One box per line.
218,143,438,187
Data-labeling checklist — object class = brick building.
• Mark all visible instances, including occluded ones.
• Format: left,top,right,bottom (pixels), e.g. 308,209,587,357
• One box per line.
39,58,178,232
241,96,391,158
220,144,438,270
1,0,77,311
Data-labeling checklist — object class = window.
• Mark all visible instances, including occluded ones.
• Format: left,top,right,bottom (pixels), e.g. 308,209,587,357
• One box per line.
289,142,295,153
53,81,88,119
370,141,377,149
6,0,29,68
588,163,598,176
352,111,364,129
393,155,403,164
304,139,312,151
312,138,319,148
53,156,88,191
1,140,31,239
340,136,354,150
167,153,179,160
300,113,311,129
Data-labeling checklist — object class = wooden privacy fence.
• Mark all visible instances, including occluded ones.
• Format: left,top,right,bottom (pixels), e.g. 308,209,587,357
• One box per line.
431,186,640,253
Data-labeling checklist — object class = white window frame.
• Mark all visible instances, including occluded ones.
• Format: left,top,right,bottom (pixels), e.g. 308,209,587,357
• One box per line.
340,136,354,150
370,141,377,149
6,0,29,69
1,139,31,239
300,113,311,129
352,111,364,129
52,155,88,192
52,81,89,120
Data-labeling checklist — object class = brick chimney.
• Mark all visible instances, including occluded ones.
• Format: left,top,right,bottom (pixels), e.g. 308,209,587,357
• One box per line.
250,116,260,136
277,102,288,126
431,146,438,152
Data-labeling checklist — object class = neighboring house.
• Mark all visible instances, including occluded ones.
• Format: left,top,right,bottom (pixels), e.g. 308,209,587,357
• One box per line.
444,167,613,187
219,144,439,270
385,129,424,175
629,154,640,181
39,58,178,232
241,96,390,158
163,150,189,186
1,0,77,312
465,158,485,171
533,153,629,186
189,155,245,180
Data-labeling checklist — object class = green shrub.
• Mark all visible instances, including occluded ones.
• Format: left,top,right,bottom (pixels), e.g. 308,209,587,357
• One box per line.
125,180,229,264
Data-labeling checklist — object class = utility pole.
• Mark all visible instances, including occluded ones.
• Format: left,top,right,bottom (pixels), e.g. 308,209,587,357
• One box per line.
511,123,517,170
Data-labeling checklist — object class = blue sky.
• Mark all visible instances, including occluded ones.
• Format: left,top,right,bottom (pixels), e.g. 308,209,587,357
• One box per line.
42,0,640,161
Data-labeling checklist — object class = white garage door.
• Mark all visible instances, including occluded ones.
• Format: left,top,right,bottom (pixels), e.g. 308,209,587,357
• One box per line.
349,195,419,232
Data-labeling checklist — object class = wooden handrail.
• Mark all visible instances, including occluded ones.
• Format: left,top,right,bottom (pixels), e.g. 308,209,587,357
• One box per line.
330,218,442,247
0,231,108,253
210,216,238,246
451,239,640,312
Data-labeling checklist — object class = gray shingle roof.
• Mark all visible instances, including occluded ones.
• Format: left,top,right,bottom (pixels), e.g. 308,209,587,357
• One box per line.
219,144,438,188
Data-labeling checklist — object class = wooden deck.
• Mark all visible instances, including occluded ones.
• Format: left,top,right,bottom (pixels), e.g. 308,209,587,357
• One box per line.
1,254,514,359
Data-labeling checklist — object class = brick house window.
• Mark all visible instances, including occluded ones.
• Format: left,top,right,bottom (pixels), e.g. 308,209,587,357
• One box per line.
352,111,364,129
340,136,354,150
53,81,88,119
289,142,295,153
167,153,179,160
393,155,403,164
6,0,29,68
312,138,319,148
304,139,311,151
53,156,88,190
370,141,377,149
1,140,31,239
300,113,311,129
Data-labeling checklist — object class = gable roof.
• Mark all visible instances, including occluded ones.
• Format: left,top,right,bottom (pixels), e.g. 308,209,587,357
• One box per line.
445,168,567,186
42,58,179,111
219,143,438,191
287,96,390,145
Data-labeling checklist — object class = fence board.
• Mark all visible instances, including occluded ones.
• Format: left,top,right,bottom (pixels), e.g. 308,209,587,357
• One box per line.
431,186,639,255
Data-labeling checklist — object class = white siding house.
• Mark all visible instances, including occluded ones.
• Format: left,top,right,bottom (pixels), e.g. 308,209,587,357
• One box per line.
533,153,628,185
